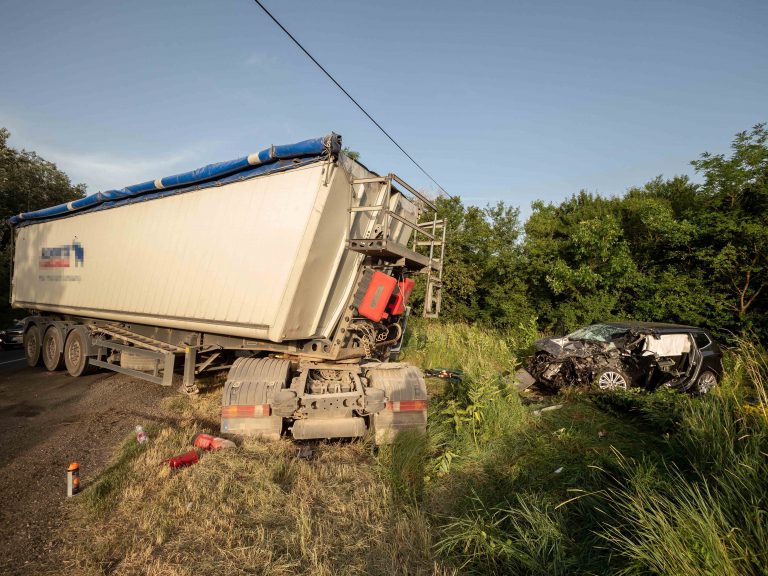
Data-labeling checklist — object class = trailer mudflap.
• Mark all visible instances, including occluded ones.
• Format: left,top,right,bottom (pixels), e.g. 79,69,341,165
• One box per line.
365,363,428,444
373,401,427,444
220,357,291,440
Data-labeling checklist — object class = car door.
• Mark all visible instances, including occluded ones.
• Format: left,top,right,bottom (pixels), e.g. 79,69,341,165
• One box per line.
682,332,703,388
692,331,722,376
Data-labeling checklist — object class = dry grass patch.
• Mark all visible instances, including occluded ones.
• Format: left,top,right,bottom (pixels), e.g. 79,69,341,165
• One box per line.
59,392,449,576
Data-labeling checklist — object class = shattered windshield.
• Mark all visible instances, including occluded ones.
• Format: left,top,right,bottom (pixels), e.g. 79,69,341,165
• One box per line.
566,324,628,343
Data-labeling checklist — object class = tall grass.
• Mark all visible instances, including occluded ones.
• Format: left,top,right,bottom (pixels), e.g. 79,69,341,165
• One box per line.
597,337,768,575
407,324,768,575
436,491,574,576
402,319,530,450
378,429,429,502
402,321,583,573
402,318,536,383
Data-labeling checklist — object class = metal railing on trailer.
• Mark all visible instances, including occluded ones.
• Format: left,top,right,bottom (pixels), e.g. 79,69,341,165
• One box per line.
346,172,445,318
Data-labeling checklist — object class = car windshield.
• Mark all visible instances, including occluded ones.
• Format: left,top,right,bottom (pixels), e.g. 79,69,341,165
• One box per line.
566,324,628,343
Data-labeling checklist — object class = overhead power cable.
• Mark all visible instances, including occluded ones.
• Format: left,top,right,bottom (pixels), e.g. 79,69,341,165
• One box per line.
252,0,454,201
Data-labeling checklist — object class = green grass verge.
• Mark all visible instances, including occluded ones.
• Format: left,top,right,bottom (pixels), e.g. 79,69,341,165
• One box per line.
60,322,768,575
402,321,768,575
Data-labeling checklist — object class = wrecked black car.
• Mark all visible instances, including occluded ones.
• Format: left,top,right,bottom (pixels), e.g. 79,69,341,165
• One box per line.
525,322,723,394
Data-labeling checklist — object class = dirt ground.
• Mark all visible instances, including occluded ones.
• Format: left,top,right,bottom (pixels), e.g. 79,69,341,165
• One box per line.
0,349,176,575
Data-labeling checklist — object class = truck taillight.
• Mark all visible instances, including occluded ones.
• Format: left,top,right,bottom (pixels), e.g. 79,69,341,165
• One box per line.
386,399,427,412
221,405,271,418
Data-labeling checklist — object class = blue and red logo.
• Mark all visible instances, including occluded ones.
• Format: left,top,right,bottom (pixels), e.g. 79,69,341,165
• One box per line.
40,241,84,268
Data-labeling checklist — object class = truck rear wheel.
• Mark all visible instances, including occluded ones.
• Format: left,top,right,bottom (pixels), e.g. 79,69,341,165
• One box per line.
221,357,291,439
42,327,65,371
64,329,92,377
23,324,42,367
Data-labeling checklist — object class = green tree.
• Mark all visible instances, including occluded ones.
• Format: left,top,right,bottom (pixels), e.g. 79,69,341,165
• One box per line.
690,124,768,333
619,177,729,331
420,196,534,328
341,147,360,161
523,192,639,331
519,124,768,342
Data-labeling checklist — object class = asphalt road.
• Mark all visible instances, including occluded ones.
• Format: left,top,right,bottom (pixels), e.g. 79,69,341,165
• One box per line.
0,347,174,574
0,348,25,370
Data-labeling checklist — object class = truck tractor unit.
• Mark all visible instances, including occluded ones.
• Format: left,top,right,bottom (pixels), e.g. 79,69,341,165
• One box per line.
8,134,445,443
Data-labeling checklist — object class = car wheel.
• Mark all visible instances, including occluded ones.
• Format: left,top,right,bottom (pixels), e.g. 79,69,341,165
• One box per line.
23,324,42,367
42,327,65,371
595,366,630,391
694,370,718,395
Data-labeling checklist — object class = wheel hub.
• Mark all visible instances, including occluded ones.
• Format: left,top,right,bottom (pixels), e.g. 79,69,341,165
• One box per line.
598,371,627,390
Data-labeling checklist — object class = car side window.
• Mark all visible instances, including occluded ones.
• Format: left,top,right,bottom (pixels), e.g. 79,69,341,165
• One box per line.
693,332,711,349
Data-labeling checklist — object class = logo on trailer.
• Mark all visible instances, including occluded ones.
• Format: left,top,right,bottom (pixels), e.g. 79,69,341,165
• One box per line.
40,241,84,268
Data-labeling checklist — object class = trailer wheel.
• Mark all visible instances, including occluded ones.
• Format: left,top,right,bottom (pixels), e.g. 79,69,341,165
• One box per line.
42,326,65,371
64,329,92,377
23,324,42,367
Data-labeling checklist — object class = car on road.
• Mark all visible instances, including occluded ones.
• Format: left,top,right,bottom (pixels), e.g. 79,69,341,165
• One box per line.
0,320,24,350
525,321,723,394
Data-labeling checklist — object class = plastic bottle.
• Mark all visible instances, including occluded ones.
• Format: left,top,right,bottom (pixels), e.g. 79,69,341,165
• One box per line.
135,425,148,444
168,449,199,469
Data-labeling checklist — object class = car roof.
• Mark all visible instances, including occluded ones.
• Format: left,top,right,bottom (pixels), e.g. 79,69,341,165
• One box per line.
601,321,704,333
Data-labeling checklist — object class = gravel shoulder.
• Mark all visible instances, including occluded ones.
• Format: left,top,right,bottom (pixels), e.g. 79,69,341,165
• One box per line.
0,350,175,575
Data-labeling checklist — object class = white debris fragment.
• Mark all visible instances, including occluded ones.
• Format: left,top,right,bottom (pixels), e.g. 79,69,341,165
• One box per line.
532,404,564,416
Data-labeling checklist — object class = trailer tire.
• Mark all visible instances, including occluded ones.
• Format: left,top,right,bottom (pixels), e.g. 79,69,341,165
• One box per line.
64,329,93,377
23,324,42,367
42,326,65,371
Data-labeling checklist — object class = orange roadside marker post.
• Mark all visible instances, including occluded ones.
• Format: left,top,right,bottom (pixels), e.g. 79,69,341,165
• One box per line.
66,462,80,497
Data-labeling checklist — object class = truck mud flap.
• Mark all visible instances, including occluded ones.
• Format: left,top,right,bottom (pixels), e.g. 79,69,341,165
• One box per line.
221,357,291,440
366,364,428,445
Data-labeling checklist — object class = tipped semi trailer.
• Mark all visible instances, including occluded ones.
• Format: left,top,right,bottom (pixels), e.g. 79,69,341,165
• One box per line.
8,134,445,443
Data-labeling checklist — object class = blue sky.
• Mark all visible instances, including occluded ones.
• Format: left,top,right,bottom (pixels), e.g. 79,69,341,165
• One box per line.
1,0,766,219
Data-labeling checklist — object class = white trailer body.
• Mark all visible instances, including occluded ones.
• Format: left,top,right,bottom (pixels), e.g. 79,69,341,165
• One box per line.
12,159,416,343
9,134,445,443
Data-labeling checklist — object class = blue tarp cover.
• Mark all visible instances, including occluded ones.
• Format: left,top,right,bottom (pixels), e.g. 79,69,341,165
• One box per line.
9,133,341,226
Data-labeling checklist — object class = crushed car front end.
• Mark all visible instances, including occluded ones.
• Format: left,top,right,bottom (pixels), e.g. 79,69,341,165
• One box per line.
524,322,722,393
526,324,646,390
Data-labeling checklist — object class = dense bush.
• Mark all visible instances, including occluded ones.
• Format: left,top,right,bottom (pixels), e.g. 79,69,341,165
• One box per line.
420,124,767,342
